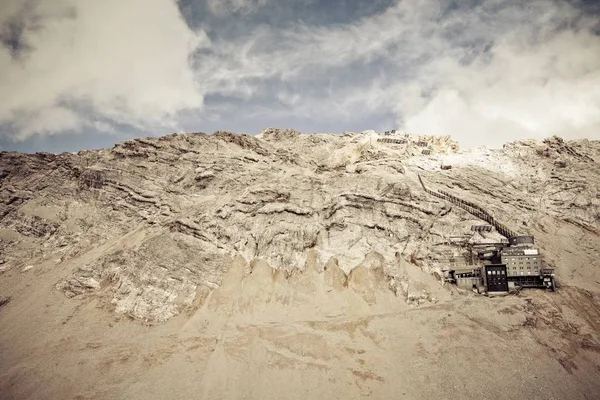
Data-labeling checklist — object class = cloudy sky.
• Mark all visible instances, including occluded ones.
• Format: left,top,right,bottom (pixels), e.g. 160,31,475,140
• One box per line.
0,0,599,152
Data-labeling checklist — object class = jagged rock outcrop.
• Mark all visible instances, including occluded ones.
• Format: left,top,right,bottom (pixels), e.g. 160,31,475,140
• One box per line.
0,128,598,321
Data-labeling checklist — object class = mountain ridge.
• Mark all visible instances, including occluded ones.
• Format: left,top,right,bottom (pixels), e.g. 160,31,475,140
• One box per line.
0,128,599,399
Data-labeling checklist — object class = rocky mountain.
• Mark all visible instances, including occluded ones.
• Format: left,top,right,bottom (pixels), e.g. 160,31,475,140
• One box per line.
0,129,599,399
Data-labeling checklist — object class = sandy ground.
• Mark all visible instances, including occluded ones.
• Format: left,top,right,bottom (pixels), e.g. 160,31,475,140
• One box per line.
1,253,599,400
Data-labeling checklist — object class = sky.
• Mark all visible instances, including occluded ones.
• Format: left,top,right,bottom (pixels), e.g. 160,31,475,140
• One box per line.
0,0,599,153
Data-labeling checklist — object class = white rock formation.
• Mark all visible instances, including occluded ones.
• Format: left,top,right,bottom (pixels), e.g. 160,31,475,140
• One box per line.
0,130,598,322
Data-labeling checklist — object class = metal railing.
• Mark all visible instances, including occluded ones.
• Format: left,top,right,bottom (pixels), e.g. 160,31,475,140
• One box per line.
418,174,518,239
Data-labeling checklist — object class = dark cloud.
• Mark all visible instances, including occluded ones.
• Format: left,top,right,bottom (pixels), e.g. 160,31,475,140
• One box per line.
0,18,26,55
179,0,396,34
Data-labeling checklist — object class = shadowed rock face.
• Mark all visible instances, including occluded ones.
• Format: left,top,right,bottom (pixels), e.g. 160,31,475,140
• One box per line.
0,130,599,322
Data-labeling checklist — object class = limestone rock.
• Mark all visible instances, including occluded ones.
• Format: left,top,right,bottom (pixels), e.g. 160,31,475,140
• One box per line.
0,129,598,321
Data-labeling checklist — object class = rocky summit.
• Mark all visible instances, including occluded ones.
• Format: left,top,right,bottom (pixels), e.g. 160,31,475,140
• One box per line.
1,128,599,399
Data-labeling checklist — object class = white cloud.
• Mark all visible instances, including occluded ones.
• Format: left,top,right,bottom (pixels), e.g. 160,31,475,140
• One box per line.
198,1,441,89
14,106,82,138
402,6,600,146
193,0,600,146
0,0,207,140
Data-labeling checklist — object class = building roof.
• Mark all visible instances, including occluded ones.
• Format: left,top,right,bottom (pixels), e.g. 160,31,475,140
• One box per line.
502,248,539,256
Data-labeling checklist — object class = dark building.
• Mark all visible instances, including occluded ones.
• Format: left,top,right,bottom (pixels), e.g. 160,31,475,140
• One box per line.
508,235,535,246
450,267,482,290
481,264,509,293
501,236,554,289
501,247,541,278
419,174,556,293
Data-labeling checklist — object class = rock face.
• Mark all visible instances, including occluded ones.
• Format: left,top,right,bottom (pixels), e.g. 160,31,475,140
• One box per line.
0,130,599,322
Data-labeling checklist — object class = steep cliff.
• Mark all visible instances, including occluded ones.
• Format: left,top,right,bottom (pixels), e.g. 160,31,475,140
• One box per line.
0,129,599,399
